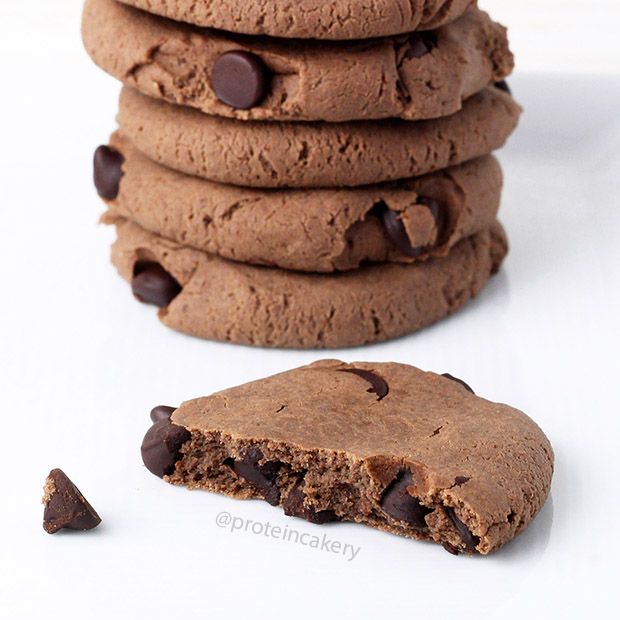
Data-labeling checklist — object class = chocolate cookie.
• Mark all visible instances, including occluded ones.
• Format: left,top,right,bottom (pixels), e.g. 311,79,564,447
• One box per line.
82,0,513,122
118,85,521,188
109,218,507,348
142,360,553,554
102,135,503,272
118,0,475,40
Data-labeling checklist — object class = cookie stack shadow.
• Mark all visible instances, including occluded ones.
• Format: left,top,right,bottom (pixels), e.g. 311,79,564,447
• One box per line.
83,0,521,348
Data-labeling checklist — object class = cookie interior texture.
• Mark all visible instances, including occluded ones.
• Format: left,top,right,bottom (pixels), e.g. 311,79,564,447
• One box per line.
164,361,553,555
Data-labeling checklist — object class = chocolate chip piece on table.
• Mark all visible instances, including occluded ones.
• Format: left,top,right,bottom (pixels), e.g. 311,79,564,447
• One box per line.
381,471,430,528
132,262,182,308
93,145,124,200
211,51,271,109
445,506,480,551
42,469,102,534
441,373,475,394
150,405,177,423
380,197,444,258
141,420,191,478
340,368,389,400
229,447,281,506
283,480,339,524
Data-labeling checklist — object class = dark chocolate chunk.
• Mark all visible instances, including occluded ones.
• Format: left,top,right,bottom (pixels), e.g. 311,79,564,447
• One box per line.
283,480,339,525
43,469,102,534
93,145,124,200
141,420,191,478
453,476,470,486
494,80,511,94
132,262,182,308
150,405,177,423
340,368,389,400
211,50,271,109
379,197,444,258
445,506,480,551
230,447,281,506
404,32,435,59
381,470,430,528
441,373,474,394
442,541,460,555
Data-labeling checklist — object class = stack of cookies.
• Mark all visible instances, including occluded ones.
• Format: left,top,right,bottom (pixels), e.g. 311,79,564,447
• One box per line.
83,0,520,349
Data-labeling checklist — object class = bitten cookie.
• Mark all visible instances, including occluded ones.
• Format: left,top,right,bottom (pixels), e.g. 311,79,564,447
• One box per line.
140,360,553,554
118,85,521,189
118,0,475,40
109,218,507,348
100,135,503,272
82,0,513,122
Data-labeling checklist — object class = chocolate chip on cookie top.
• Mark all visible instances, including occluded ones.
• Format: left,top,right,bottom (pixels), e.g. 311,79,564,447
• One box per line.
211,51,271,109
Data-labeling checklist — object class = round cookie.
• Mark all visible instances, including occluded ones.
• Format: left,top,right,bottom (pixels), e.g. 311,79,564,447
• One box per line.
117,0,475,40
118,85,521,189
109,218,508,349
101,134,503,273
82,0,514,122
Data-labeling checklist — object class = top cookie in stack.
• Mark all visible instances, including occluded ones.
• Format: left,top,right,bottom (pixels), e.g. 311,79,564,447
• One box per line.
83,0,520,349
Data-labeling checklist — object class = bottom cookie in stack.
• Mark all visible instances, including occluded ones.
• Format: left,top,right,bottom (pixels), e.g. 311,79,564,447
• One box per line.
109,218,507,349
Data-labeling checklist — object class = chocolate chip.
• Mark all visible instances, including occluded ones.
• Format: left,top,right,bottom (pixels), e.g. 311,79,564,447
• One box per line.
43,469,102,534
442,541,460,555
495,80,511,94
230,447,281,506
132,262,182,308
453,476,470,486
141,420,191,478
445,506,480,551
340,368,389,400
381,470,430,528
211,51,270,110
441,373,474,394
283,480,339,525
404,32,435,59
150,406,177,423
93,145,124,200
379,197,444,258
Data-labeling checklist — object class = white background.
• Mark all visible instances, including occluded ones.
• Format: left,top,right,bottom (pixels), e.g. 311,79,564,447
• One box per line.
1,1,619,618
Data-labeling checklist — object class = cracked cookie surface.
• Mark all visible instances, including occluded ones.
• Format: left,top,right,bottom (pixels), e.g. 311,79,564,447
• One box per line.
102,134,503,272
117,85,521,188
150,360,554,554
118,0,475,40
109,218,507,348
82,0,513,122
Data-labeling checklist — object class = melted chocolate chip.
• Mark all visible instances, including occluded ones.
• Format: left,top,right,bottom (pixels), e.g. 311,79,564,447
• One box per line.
132,262,182,308
230,447,281,506
453,476,470,486
283,480,339,525
141,420,191,478
445,506,480,551
381,470,430,528
211,50,271,109
379,197,444,258
150,406,177,423
495,80,511,94
441,373,474,394
43,469,102,534
93,145,124,200
340,368,389,400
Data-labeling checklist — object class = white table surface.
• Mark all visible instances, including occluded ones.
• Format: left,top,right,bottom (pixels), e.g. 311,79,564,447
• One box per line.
1,2,619,618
